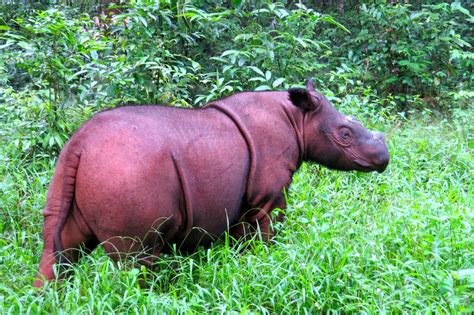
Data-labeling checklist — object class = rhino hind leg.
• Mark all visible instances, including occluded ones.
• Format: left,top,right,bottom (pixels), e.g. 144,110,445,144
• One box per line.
33,212,98,287
98,216,181,269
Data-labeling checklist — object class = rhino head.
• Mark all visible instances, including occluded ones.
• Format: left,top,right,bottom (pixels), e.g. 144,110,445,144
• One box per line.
290,79,389,173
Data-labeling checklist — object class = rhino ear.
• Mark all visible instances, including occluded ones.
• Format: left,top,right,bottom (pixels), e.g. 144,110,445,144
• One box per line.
288,78,322,111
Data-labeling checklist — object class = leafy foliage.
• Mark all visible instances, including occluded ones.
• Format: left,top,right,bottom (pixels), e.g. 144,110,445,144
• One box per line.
0,1,352,158
326,2,473,101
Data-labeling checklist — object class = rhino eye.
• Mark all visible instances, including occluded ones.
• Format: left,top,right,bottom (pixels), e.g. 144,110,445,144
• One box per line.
338,127,353,145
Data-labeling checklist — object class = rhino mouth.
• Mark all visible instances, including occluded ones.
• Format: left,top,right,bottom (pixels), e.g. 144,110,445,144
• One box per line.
354,158,387,173
353,158,374,172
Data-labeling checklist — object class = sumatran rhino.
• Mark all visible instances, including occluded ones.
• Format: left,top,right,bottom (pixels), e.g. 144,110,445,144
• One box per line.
34,79,389,287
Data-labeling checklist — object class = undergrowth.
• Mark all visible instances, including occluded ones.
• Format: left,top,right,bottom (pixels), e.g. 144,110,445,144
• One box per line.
1,106,472,313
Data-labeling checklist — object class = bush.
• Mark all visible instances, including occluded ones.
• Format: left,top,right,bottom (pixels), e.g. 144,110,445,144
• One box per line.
0,1,472,161
329,2,473,102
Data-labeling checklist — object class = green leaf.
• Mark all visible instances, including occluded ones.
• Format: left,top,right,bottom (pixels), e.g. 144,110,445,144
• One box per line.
138,16,148,27
383,76,398,85
221,50,239,57
272,78,285,88
319,16,350,33
255,85,271,91
248,66,265,77
231,0,242,6
451,2,471,16
248,77,266,82
265,71,272,80
295,37,307,48
0,41,14,49
18,41,34,51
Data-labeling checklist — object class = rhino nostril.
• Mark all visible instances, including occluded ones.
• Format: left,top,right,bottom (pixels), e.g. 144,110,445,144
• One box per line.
374,153,389,172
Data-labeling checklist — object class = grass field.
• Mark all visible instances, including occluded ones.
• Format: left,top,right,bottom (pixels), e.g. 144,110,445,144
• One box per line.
0,106,472,313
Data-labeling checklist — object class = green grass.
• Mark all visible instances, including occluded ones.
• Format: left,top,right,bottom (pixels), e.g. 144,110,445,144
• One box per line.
0,108,473,313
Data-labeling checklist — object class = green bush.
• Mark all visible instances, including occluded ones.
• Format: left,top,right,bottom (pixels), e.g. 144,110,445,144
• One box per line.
0,1,472,161
0,1,347,159
329,2,472,101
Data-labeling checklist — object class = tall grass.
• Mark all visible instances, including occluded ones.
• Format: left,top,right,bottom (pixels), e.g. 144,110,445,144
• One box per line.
1,106,472,313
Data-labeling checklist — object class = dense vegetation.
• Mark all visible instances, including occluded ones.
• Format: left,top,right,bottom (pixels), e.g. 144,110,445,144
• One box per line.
0,0,472,313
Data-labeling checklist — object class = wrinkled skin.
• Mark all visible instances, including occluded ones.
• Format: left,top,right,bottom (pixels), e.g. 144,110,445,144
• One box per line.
34,79,389,287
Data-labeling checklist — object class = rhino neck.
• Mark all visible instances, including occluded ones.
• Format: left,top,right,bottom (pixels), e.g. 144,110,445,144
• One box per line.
208,91,305,168
280,99,306,166
205,102,259,198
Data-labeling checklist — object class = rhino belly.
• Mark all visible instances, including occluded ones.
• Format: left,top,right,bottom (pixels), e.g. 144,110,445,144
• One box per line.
167,147,249,251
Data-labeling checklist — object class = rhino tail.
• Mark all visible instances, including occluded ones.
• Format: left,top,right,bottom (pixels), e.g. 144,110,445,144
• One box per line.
34,141,84,287
51,142,83,265
45,143,82,264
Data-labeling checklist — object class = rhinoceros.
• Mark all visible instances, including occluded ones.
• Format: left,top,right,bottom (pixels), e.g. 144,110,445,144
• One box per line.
34,79,389,286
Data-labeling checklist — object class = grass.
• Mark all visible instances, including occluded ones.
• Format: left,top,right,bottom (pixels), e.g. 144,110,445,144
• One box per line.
0,106,472,313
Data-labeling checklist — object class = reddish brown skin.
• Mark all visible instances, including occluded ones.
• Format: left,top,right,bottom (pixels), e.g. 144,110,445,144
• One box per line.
34,80,389,287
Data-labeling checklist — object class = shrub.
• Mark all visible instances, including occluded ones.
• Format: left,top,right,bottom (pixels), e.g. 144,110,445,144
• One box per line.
331,2,472,101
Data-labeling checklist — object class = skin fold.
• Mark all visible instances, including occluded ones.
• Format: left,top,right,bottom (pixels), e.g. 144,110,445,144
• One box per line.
34,80,389,287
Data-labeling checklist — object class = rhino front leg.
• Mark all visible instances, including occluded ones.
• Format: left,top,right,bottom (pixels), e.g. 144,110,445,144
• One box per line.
230,195,286,242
